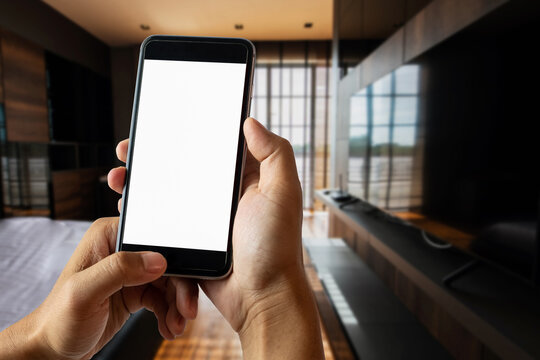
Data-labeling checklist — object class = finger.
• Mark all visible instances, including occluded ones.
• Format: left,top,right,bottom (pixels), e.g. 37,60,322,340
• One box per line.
116,139,129,163
243,117,301,196
164,279,186,336
170,277,199,320
72,251,166,307
140,285,175,340
118,198,122,213
60,217,119,278
165,299,186,336
107,167,126,194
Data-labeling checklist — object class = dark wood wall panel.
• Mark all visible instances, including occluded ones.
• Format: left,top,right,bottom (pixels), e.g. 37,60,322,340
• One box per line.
0,41,4,101
1,31,49,142
404,0,508,62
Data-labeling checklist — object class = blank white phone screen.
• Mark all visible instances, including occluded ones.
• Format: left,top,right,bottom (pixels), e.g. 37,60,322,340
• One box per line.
122,59,247,252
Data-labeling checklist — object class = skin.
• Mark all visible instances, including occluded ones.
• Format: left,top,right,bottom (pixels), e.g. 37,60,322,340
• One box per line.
0,117,324,359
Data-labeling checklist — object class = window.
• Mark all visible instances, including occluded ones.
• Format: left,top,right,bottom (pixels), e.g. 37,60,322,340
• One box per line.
250,42,332,209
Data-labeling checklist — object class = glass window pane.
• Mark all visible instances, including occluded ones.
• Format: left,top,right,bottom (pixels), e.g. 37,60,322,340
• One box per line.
254,67,267,97
271,97,280,133
348,157,363,183
373,97,391,125
368,180,387,208
291,98,306,125
291,127,305,155
295,155,305,179
395,65,420,95
392,126,416,151
271,67,280,96
256,97,267,127
306,67,312,98
388,179,413,209
349,126,368,158
348,182,364,200
316,66,328,97
348,124,365,187
391,155,414,182
388,155,415,209
315,97,327,126
350,96,367,125
372,126,390,148
292,67,306,95
282,67,291,96
281,97,291,128
394,97,418,125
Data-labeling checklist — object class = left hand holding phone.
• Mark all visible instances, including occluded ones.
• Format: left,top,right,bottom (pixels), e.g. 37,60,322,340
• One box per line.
0,218,198,360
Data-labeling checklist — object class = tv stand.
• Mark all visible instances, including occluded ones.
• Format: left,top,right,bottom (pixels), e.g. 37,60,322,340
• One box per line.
338,198,359,209
316,190,540,360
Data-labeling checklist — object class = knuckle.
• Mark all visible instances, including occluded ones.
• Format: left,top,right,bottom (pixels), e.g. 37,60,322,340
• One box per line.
63,275,85,309
91,217,118,241
92,217,108,230
111,252,131,278
275,138,295,159
95,217,108,226
278,137,293,151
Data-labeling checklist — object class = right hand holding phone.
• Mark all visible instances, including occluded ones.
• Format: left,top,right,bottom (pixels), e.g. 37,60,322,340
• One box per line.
108,117,323,358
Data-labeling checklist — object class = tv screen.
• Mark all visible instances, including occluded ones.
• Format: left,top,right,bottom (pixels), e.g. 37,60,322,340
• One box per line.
347,3,539,282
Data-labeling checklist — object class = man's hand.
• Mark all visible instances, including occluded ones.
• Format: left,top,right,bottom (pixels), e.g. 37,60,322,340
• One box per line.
109,117,324,359
0,218,198,360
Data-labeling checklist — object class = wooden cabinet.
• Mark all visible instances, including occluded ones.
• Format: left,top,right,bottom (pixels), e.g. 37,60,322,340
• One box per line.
51,168,106,220
0,31,49,143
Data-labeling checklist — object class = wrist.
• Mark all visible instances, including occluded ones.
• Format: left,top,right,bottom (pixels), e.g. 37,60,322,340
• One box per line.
0,312,58,360
238,267,324,359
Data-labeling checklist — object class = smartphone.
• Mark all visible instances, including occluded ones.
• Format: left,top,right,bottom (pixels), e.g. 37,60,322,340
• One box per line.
116,35,255,278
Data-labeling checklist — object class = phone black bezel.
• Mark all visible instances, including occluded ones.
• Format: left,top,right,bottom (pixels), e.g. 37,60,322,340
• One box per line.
116,35,255,278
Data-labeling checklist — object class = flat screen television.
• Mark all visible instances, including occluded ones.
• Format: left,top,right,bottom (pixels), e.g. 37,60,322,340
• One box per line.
347,1,539,284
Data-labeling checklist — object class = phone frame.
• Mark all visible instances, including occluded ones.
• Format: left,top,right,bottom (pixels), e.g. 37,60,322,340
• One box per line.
116,35,255,279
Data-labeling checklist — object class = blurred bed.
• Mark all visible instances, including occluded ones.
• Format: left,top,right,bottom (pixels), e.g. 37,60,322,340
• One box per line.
0,217,163,359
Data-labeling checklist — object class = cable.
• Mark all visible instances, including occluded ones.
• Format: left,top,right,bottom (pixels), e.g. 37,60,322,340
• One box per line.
421,230,452,250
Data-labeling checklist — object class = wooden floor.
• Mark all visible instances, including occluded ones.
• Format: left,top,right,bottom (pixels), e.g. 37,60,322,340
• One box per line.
153,211,335,360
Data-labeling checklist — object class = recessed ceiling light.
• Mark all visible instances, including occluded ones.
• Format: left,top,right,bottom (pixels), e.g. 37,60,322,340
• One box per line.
140,24,150,31
235,24,244,30
304,22,313,29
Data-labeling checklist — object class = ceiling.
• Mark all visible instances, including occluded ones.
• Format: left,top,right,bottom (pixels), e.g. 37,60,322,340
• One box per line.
42,0,333,47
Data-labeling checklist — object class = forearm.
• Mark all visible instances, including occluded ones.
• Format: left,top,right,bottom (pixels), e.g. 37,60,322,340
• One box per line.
239,270,324,360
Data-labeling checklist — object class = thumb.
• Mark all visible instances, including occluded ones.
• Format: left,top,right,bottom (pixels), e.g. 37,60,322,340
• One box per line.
243,117,301,195
72,251,166,306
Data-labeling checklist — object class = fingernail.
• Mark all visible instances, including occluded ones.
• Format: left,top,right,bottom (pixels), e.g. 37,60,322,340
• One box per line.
142,252,166,273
